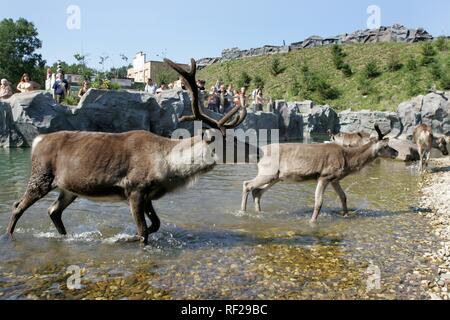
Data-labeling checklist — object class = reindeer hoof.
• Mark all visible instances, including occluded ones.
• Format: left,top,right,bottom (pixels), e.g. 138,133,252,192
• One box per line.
0,233,14,243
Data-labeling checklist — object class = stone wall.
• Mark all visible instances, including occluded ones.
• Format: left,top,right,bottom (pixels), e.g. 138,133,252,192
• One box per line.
1,89,448,163
197,24,434,69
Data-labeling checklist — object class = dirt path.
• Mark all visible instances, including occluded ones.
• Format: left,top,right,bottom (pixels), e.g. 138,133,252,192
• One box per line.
418,158,450,300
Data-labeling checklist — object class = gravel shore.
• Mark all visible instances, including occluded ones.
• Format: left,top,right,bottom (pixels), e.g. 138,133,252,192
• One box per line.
418,158,450,300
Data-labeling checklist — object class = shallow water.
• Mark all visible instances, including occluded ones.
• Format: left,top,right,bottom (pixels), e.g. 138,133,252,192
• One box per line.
0,147,437,300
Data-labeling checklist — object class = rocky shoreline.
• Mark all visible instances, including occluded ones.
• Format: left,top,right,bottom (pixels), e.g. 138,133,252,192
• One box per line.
418,158,450,300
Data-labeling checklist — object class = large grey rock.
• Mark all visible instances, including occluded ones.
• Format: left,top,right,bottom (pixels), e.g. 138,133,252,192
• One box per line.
339,109,402,137
238,111,279,142
277,102,304,141
8,92,74,147
389,138,420,162
397,92,450,139
199,25,433,67
0,99,25,147
296,102,339,134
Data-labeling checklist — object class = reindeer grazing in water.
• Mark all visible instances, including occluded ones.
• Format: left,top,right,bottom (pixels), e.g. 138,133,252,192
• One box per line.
6,58,247,245
241,125,398,223
413,124,448,172
329,131,373,148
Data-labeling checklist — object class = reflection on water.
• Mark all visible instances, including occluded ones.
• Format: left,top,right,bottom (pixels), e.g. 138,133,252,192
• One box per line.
0,148,437,300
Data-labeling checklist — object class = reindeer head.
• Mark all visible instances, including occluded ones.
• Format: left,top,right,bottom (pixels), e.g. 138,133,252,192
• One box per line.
373,124,399,159
164,58,247,137
436,136,448,156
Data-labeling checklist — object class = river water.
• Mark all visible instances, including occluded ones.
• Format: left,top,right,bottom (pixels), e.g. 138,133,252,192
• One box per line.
0,147,438,300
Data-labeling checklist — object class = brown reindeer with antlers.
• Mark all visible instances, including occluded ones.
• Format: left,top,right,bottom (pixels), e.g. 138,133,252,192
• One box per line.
241,125,398,223
6,59,247,245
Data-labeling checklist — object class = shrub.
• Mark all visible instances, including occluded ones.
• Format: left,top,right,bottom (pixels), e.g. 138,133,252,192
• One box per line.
420,42,437,66
253,75,265,89
435,36,448,51
357,76,375,96
430,62,443,81
270,57,286,76
331,45,346,70
406,57,418,71
363,60,381,79
407,73,423,97
63,95,80,106
298,65,340,101
387,54,403,72
341,63,353,77
288,78,301,98
316,77,340,100
224,62,233,84
237,71,252,89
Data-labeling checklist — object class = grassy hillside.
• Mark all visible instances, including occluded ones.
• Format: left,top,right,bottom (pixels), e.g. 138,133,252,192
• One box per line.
198,40,450,112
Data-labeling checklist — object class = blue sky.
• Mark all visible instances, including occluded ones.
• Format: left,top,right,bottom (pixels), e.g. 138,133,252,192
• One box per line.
2,0,450,69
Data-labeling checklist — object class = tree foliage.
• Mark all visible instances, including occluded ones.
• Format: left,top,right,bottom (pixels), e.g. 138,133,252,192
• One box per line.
0,18,46,85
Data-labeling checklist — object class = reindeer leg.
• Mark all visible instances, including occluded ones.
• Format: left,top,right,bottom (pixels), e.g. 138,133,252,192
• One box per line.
48,191,77,235
425,150,431,170
252,181,278,213
310,178,330,224
241,175,277,212
129,192,149,245
331,181,348,216
145,200,161,235
7,171,54,235
418,147,424,173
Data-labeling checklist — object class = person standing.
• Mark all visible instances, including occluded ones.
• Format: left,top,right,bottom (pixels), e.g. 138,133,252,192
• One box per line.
78,81,90,98
145,78,158,94
0,79,13,99
253,89,265,112
45,68,53,91
52,73,69,104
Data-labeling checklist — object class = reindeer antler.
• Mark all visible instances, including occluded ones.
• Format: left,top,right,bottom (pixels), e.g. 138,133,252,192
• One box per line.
374,124,392,141
164,58,247,134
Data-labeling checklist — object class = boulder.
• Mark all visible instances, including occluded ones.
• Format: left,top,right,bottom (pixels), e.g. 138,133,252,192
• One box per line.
338,109,402,136
0,99,25,148
273,101,303,141
238,111,279,143
7,92,74,147
397,92,450,139
388,138,420,161
299,103,339,134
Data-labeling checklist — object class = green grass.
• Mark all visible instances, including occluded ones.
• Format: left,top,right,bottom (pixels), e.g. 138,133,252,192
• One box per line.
198,41,450,112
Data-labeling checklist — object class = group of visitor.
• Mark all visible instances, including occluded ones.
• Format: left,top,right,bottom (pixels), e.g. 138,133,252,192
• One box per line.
205,81,266,114
144,77,188,96
0,69,91,104
0,73,40,100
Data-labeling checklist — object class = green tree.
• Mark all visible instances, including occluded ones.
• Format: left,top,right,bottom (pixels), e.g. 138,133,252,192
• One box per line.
386,53,403,72
156,68,177,85
253,75,265,89
406,57,418,71
270,57,286,76
0,18,46,85
435,36,448,52
341,63,353,77
363,60,381,79
420,42,437,66
331,45,346,70
237,71,252,89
